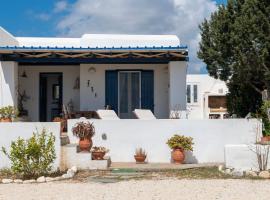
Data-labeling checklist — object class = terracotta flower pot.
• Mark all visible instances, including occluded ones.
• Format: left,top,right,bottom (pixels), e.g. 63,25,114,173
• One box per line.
172,148,185,164
92,151,106,160
134,155,146,163
261,136,270,143
79,138,92,151
0,118,12,122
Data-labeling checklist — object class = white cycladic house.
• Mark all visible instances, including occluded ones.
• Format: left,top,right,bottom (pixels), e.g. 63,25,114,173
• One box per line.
186,74,229,119
0,27,188,121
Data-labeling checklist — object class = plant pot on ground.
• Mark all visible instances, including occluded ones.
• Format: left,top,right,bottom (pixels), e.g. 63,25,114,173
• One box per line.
167,134,194,164
72,121,95,152
261,135,270,143
91,146,109,160
53,117,66,134
0,106,18,122
134,148,147,163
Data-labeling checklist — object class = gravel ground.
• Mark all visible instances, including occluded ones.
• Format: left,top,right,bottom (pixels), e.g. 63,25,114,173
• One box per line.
0,179,269,200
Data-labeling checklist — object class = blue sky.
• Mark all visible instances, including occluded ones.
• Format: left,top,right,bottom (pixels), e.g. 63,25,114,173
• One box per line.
0,0,226,73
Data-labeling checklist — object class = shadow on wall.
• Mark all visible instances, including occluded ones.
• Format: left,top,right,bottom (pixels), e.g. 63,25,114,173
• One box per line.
185,151,199,164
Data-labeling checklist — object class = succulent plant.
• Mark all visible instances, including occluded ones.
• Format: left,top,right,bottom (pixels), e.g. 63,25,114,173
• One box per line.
135,148,147,156
72,122,95,140
167,134,194,151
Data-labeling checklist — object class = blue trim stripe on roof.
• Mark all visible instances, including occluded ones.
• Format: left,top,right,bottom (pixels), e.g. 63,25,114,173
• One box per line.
0,45,188,51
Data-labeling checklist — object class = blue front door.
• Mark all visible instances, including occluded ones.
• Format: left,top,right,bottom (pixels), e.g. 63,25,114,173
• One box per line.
105,70,154,118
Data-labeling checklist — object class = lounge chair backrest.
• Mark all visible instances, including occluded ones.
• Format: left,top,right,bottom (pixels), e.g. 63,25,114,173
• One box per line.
169,110,188,119
133,109,156,119
62,105,69,119
96,109,120,120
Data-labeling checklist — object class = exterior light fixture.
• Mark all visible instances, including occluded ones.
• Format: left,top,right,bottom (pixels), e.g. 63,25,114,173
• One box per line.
88,67,96,74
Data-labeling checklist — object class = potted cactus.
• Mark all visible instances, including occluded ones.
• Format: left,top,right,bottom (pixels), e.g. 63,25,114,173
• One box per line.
72,122,95,151
134,148,147,163
0,106,18,122
167,134,194,164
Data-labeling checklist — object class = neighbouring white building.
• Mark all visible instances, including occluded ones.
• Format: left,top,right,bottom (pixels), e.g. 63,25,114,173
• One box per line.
186,74,229,119
0,27,188,121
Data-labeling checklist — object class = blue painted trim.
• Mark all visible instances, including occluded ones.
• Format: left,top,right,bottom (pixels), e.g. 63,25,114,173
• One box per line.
0,45,188,51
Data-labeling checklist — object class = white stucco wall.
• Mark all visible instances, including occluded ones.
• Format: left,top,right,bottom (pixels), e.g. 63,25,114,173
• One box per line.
186,74,228,119
18,65,80,121
225,144,270,171
0,61,18,107
67,119,258,163
0,122,61,170
80,64,170,118
169,61,187,112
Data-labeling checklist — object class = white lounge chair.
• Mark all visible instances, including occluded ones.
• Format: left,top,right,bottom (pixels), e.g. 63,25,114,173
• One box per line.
96,109,120,120
169,110,188,119
133,109,156,119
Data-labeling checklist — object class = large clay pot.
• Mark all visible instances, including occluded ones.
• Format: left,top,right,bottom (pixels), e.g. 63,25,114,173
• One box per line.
92,151,106,160
134,155,146,163
0,118,12,122
261,136,270,143
79,138,92,151
172,148,185,164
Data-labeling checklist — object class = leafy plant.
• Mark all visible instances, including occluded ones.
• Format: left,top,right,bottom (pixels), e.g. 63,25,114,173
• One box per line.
198,0,270,117
72,122,95,140
0,106,18,119
167,134,194,151
90,146,109,153
259,100,270,136
135,148,147,156
1,129,56,178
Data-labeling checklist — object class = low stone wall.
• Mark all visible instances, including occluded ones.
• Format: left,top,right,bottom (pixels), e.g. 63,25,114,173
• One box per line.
67,119,260,163
0,122,61,170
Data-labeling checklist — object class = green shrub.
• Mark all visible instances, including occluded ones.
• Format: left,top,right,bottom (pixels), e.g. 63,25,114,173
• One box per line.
1,129,56,178
260,101,270,136
167,134,194,151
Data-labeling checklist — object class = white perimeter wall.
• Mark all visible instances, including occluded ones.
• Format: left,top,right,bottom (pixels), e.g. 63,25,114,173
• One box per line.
0,61,18,107
18,65,80,121
67,119,258,163
0,122,61,170
80,64,170,118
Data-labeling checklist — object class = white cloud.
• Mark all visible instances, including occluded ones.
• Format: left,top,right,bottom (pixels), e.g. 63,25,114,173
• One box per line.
54,0,68,13
36,13,51,21
56,0,217,73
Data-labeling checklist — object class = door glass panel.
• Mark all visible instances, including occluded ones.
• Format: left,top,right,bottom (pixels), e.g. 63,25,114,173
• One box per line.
119,72,140,118
131,73,140,111
119,73,128,113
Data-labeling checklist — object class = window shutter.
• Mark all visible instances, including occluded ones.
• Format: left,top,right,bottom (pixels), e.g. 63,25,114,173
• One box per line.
141,70,154,112
105,70,118,113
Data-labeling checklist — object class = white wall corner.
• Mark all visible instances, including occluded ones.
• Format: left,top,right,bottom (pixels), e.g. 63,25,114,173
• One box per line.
168,61,187,113
0,61,18,107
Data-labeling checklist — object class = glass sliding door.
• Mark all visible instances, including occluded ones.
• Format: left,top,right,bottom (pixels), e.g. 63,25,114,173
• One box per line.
119,71,141,118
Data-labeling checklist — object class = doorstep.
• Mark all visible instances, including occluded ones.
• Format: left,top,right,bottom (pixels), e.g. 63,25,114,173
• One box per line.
110,162,221,171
